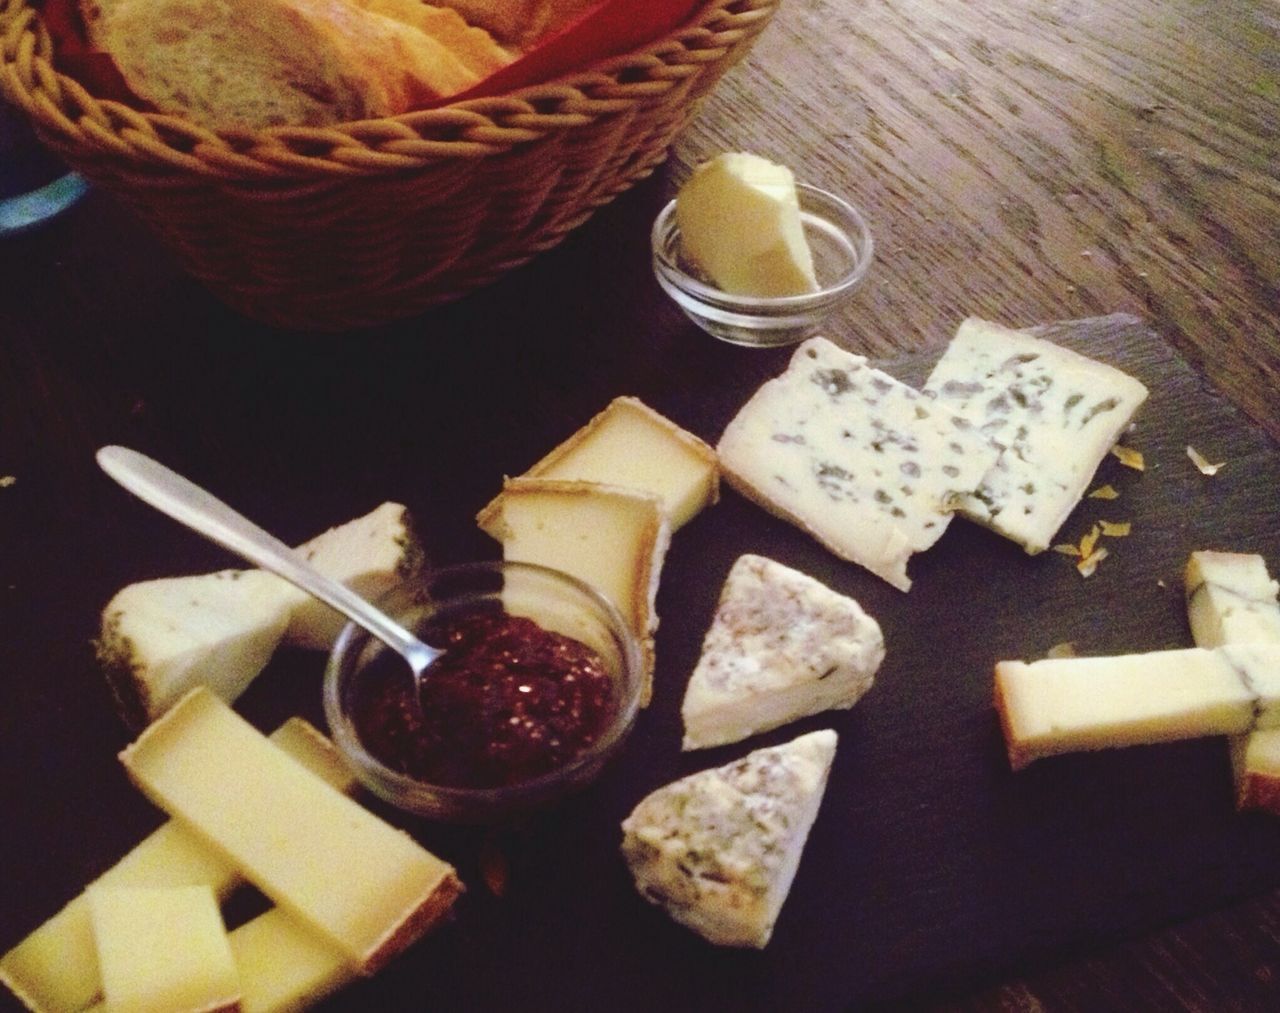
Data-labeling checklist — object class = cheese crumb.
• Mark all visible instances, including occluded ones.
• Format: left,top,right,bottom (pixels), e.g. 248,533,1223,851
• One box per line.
1110,445,1145,471
0,475,15,488
1098,520,1132,537
1046,642,1077,659
1088,485,1120,500
1186,445,1224,476
1078,524,1102,559
1077,546,1109,577
1052,544,1082,557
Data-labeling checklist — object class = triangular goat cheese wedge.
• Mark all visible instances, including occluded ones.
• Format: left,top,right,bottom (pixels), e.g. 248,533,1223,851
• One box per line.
681,555,883,749
620,730,836,948
718,337,996,591
923,318,1149,554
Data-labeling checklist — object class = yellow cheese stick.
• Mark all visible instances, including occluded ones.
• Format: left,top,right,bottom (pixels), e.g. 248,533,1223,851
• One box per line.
0,719,354,1013
119,688,461,974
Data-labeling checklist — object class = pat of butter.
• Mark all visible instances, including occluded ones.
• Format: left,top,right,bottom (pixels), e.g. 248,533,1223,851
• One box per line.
675,152,819,298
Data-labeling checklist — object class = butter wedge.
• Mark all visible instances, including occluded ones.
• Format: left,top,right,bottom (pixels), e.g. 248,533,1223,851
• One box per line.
119,688,461,973
88,885,239,1013
675,152,818,297
0,718,353,1013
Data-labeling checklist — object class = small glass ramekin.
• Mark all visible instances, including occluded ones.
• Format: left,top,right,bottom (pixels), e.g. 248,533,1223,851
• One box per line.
651,182,874,347
324,561,643,824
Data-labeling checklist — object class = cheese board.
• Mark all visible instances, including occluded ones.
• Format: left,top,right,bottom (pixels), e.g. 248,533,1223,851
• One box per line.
3,313,1280,1011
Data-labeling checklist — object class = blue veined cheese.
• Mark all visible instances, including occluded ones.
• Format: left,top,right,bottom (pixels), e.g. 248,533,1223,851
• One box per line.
923,318,1149,554
681,555,883,750
1185,550,1280,649
620,730,837,948
717,337,997,591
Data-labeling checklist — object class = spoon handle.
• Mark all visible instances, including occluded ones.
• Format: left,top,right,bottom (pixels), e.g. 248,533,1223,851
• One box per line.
96,446,437,670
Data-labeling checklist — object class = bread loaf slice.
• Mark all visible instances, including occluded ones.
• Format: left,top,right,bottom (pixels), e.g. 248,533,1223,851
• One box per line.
352,0,514,77
432,0,599,49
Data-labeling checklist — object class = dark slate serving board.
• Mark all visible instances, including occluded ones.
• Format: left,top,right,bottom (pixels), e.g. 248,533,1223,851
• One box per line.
3,314,1279,1012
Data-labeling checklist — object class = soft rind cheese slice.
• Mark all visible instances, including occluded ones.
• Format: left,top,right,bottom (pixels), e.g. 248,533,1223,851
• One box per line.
0,719,354,1013
119,688,461,974
681,554,883,750
477,477,671,701
717,336,997,591
479,396,719,532
88,885,239,1013
620,729,836,948
922,317,1149,554
675,152,819,298
97,569,295,730
1185,550,1280,649
995,647,1260,769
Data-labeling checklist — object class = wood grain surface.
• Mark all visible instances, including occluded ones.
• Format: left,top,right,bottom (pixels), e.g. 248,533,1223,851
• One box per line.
1,0,1278,1010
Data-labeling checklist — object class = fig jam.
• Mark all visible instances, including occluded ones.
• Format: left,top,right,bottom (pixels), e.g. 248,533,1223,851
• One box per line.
350,608,614,789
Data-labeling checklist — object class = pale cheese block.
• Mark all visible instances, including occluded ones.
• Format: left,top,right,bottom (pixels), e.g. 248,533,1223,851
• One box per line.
621,730,837,948
97,569,294,730
1185,550,1280,649
994,647,1258,770
0,719,355,1013
227,909,352,1013
717,336,997,591
278,502,425,650
119,688,461,974
480,396,719,531
681,555,883,750
477,477,671,701
675,152,819,297
88,885,239,1013
922,317,1149,554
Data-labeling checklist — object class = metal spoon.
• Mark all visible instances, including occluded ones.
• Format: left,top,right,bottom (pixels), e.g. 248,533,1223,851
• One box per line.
96,446,441,694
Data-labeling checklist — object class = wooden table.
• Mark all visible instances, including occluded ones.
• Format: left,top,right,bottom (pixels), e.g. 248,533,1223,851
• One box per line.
2,1,1278,1010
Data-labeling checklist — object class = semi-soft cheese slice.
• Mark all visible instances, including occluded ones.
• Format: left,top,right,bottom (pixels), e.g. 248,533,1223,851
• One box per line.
88,885,239,1013
994,648,1258,769
0,719,355,1013
621,729,836,948
681,555,883,750
922,317,1149,554
477,477,671,700
480,397,719,531
97,570,294,729
1185,550,1280,649
227,908,352,1013
119,688,461,974
717,336,997,591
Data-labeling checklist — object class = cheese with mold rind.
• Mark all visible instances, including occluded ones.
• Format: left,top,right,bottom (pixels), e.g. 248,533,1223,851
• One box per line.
119,688,461,974
923,318,1149,554
681,554,883,750
621,730,836,948
717,336,997,591
0,719,355,1013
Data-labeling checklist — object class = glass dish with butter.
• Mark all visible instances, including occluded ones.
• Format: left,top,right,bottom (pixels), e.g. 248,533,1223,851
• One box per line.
652,152,874,347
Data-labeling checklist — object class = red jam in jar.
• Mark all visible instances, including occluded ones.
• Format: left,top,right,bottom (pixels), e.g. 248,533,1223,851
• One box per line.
350,607,615,789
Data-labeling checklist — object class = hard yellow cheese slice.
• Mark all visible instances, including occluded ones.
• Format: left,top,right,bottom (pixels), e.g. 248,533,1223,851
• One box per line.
119,688,461,974
0,719,353,1013
88,885,238,1013
995,648,1256,770
498,397,719,532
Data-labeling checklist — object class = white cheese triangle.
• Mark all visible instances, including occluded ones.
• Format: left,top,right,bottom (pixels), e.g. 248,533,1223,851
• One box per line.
1185,550,1280,649
681,555,883,749
621,729,836,948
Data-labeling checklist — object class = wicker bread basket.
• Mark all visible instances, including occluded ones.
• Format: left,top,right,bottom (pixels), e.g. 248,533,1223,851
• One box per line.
0,0,778,329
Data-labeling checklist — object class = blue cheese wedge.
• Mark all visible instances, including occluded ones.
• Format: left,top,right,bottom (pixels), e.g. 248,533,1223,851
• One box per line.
717,337,997,591
923,318,1149,554
994,645,1280,769
681,555,883,750
1185,550,1280,649
620,730,836,948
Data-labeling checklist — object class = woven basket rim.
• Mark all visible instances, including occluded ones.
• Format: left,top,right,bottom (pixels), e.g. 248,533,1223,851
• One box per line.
0,0,777,174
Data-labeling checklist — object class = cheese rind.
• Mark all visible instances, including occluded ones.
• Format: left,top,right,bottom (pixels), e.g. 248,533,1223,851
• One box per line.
119,688,461,974
717,336,997,591
483,397,719,532
1185,550,1280,649
923,318,1149,554
88,885,239,1013
621,730,836,948
681,554,883,749
0,719,355,1013
675,152,819,298
995,648,1257,769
